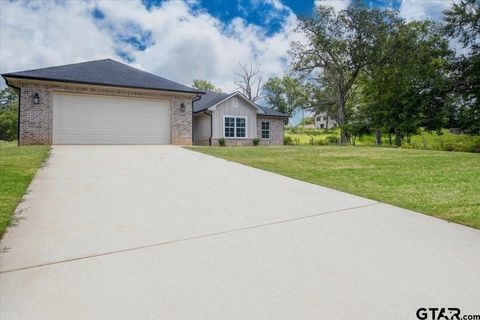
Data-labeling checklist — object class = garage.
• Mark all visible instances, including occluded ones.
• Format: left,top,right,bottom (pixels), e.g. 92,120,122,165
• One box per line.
52,94,171,145
3,59,202,145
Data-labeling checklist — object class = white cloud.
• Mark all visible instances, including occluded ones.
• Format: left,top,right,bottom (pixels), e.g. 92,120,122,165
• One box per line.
0,0,303,92
398,0,451,21
0,1,116,78
314,0,351,12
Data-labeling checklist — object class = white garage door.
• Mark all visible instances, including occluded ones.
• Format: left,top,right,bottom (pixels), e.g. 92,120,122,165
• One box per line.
53,94,171,144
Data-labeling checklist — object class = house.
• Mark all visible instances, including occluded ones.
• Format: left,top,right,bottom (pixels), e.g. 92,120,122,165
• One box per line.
2,59,287,146
315,112,338,130
193,91,287,146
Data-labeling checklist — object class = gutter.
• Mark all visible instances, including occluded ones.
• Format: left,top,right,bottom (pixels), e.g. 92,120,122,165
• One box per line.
203,110,213,146
3,77,21,146
2,74,205,95
191,94,202,145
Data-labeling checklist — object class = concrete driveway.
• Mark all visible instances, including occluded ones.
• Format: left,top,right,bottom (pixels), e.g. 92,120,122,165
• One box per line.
1,146,479,319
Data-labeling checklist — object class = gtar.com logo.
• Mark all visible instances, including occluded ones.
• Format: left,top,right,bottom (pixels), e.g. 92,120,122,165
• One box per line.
416,307,480,320
417,308,461,320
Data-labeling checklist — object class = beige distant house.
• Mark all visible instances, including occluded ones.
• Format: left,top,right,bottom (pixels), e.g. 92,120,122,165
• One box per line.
315,112,338,130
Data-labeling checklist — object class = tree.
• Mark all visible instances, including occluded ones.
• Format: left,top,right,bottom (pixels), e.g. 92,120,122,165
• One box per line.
307,86,340,132
302,116,314,125
358,17,452,146
0,87,18,141
192,79,222,93
234,63,262,102
263,76,310,119
443,0,480,133
290,0,390,144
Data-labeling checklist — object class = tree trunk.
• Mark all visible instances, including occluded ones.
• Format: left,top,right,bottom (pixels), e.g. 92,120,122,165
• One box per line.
335,81,349,145
325,116,329,133
395,128,402,147
338,98,347,144
375,128,382,146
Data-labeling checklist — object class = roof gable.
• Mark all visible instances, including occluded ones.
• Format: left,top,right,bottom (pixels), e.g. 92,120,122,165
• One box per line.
209,92,265,113
193,90,288,117
2,59,202,94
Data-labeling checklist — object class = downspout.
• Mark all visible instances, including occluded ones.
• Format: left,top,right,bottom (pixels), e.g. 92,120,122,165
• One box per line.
203,110,213,146
191,94,202,145
4,78,21,146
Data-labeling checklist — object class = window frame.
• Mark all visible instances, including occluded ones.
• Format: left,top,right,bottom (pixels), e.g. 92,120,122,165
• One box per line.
223,115,247,139
261,121,270,140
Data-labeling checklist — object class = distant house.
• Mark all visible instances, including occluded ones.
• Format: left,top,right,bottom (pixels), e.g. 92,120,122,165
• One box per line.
315,112,338,130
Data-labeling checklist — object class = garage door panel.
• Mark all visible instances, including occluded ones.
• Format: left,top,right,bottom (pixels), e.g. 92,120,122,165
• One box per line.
58,120,87,130
53,94,171,144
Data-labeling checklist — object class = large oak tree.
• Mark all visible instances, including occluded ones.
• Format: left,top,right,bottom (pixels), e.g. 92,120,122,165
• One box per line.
290,0,390,144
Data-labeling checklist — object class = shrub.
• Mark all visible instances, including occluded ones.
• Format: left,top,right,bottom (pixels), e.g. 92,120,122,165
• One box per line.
326,135,339,144
473,137,480,153
289,126,299,134
253,138,260,146
0,105,18,141
317,139,328,146
284,136,293,145
401,142,414,149
218,138,226,147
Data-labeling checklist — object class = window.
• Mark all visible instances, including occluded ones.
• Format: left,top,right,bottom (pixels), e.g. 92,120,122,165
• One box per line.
323,116,327,120
236,117,246,137
233,98,238,108
261,121,270,139
224,116,246,138
316,116,321,121
224,117,235,137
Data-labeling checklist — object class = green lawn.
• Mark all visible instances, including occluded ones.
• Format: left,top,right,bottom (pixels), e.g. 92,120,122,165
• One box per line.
0,141,50,236
188,146,480,229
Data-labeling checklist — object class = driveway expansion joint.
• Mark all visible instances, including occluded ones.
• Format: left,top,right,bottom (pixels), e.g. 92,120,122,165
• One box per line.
0,202,379,274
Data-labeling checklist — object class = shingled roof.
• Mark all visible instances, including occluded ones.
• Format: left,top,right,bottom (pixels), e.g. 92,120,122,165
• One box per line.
2,59,202,94
193,91,288,117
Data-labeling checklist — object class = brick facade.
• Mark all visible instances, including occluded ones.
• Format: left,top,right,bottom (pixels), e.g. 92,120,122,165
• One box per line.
211,138,254,146
17,81,194,145
256,116,285,145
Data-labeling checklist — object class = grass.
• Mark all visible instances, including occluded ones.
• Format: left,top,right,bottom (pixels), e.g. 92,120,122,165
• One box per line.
188,146,480,229
0,141,50,236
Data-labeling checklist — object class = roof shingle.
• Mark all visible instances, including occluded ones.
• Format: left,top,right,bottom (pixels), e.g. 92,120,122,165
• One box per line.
2,59,202,94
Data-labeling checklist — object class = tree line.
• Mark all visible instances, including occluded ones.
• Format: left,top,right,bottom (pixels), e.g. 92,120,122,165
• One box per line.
263,0,479,145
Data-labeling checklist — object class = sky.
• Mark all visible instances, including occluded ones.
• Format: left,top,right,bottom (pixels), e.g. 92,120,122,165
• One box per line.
0,0,453,122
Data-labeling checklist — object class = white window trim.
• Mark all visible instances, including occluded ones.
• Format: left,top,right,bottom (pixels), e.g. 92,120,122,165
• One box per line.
223,115,248,139
261,121,270,140
232,97,238,108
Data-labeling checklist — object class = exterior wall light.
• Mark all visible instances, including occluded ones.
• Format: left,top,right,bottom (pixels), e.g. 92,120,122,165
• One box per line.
33,92,40,104
180,102,186,113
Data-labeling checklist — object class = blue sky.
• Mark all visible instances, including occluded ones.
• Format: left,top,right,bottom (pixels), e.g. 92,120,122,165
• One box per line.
0,0,451,123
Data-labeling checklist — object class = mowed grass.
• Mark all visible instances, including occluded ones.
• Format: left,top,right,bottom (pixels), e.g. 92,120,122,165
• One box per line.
188,146,480,229
0,141,50,236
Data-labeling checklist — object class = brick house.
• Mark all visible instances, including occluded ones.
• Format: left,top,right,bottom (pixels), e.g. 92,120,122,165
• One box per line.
2,59,287,146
